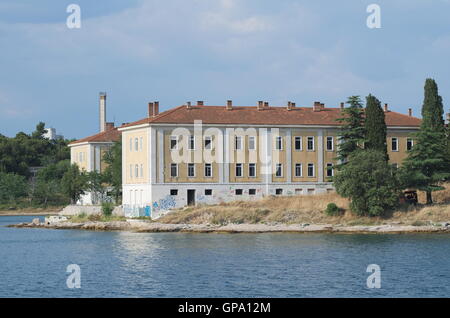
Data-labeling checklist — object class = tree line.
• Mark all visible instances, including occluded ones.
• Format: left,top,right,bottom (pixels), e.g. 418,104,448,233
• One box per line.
0,123,121,209
333,78,450,216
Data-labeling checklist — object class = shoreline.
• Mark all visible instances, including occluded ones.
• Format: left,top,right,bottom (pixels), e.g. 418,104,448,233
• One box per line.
7,219,450,234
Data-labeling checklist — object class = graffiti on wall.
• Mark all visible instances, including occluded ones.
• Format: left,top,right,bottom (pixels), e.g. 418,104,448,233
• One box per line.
152,195,176,212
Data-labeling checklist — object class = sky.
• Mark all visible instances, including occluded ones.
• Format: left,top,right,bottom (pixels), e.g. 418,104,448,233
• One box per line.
0,0,449,139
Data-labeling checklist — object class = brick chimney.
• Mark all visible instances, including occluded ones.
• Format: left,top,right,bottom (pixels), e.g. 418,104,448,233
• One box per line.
197,101,204,106
384,103,389,112
105,122,115,131
153,101,159,117
264,101,269,108
148,102,154,118
186,101,191,109
226,100,232,111
99,92,107,132
408,108,412,117
313,101,324,112
287,101,292,111
257,101,263,111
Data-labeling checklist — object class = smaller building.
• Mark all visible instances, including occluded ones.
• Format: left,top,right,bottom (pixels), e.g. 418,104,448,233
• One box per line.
69,123,120,205
43,127,64,140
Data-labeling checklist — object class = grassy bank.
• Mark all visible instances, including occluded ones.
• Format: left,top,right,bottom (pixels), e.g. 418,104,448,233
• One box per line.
158,184,450,226
0,205,64,215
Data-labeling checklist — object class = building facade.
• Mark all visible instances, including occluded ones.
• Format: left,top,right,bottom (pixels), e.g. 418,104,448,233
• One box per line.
119,101,421,218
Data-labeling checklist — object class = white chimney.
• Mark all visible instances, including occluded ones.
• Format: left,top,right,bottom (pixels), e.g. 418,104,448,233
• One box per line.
99,92,107,132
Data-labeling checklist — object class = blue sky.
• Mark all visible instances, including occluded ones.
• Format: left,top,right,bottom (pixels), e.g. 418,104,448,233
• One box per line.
0,0,449,139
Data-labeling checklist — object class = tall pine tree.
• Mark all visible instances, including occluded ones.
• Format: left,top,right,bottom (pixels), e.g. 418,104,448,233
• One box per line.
336,96,365,168
401,79,450,204
364,94,388,161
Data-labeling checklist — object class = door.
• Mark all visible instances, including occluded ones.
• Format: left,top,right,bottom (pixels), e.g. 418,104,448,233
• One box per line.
187,189,196,206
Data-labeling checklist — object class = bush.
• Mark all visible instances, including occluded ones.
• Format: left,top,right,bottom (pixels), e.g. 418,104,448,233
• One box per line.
101,202,114,216
324,203,341,216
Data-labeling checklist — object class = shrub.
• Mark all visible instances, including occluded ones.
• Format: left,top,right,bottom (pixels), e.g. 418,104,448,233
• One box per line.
325,203,341,216
101,202,114,216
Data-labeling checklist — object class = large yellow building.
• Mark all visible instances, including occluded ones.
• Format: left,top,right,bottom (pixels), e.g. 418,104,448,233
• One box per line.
118,100,421,218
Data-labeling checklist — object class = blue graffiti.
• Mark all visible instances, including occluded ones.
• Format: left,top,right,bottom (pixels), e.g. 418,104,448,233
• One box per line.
152,195,176,212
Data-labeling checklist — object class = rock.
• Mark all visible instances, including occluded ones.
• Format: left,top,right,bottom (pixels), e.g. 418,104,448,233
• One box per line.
32,218,40,225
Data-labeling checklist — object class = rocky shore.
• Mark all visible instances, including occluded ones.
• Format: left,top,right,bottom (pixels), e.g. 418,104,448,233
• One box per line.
8,219,450,234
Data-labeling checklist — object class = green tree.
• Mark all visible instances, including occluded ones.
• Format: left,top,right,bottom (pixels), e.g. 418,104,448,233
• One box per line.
61,164,87,204
364,94,388,160
103,140,122,203
0,172,28,204
335,96,365,168
86,171,107,204
333,149,399,216
401,79,450,204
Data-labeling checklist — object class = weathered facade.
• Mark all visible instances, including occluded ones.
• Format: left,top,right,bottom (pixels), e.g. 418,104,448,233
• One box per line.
119,101,421,218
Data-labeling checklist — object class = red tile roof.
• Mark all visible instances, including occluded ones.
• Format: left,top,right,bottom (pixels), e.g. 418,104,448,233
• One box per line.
121,105,421,128
69,127,121,146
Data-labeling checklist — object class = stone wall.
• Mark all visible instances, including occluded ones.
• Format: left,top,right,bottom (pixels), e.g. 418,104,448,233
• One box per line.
59,205,124,216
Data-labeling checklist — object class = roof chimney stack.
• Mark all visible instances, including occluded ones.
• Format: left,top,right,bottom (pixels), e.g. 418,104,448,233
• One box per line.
153,101,159,117
105,122,115,131
384,103,389,112
340,102,344,109
197,101,204,106
148,102,154,118
287,101,292,111
408,108,412,117
226,100,233,111
186,101,191,109
264,101,269,108
99,92,107,132
313,101,324,112
257,101,263,111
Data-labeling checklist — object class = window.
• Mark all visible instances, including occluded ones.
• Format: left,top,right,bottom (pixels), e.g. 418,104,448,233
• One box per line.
135,138,139,151
129,138,132,151
391,137,398,151
326,136,334,151
295,163,302,177
295,189,302,195
204,163,212,177
135,164,139,178
170,163,178,177
204,136,212,150
326,163,333,177
205,189,212,196
307,136,315,151
188,135,195,150
140,164,144,178
235,189,243,195
275,136,283,150
248,136,256,150
307,163,315,177
249,189,256,195
248,163,256,177
275,188,283,195
235,136,242,150
139,137,143,151
188,163,195,177
235,163,243,177
275,164,283,177
170,136,178,150
294,136,302,150
307,188,315,195
407,138,413,151
170,189,178,196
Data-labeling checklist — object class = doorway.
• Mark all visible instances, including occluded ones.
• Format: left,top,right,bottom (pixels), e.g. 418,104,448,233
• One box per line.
187,189,196,206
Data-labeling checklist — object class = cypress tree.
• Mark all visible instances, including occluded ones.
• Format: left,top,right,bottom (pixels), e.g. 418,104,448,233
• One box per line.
335,96,365,168
364,94,388,160
401,79,450,204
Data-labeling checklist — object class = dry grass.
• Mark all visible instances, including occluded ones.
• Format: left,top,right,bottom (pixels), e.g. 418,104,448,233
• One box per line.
158,184,450,226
